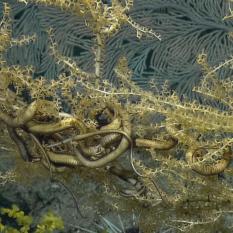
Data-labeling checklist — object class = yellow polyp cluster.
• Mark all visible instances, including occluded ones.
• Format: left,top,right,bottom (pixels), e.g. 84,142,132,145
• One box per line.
0,205,64,233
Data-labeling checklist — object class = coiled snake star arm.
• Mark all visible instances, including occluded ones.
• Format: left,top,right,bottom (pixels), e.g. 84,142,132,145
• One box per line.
26,117,86,135
46,129,130,148
186,147,232,175
74,109,132,168
46,151,80,167
40,130,130,169
29,133,67,173
0,101,38,127
99,111,122,147
7,126,30,161
78,106,122,157
135,136,178,150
